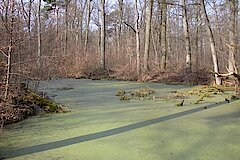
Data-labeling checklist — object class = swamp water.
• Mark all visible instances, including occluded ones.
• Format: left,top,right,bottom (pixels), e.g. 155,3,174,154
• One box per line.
0,78,240,160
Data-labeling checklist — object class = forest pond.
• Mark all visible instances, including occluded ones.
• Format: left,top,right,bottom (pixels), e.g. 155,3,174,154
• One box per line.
0,78,240,160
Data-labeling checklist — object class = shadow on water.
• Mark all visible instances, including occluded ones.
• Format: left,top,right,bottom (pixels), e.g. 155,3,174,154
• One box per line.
0,100,235,159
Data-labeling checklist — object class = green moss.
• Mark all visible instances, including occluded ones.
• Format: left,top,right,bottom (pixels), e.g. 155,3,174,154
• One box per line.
120,95,131,101
115,89,126,96
116,87,156,101
130,87,156,99
58,105,71,113
173,86,227,104
31,93,65,113
12,92,70,113
186,86,223,95
162,93,186,101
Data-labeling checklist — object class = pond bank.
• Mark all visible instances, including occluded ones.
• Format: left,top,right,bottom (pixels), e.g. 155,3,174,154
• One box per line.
0,89,70,130
70,68,212,85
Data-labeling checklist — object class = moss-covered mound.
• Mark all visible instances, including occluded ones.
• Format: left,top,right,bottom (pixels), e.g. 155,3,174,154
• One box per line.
115,85,238,106
116,87,156,101
0,91,70,127
12,91,70,113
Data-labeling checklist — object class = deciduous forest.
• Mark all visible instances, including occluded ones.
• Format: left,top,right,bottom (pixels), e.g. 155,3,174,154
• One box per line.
0,0,240,159
1,0,239,94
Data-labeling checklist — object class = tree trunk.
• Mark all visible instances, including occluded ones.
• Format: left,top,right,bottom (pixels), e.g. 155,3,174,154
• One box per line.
195,6,200,71
55,7,59,37
143,0,153,72
84,0,91,54
100,0,106,69
212,1,224,53
134,0,140,75
200,0,221,85
228,0,237,73
152,32,158,64
37,0,41,69
140,0,147,29
235,0,238,57
77,0,83,54
160,0,167,71
4,0,9,23
117,0,123,57
28,0,32,53
181,0,192,72
4,0,14,100
63,0,69,55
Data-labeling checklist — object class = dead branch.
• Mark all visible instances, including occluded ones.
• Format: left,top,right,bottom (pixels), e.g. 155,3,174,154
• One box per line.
157,2,200,7
216,71,240,82
0,49,8,58
123,22,136,33
9,73,40,81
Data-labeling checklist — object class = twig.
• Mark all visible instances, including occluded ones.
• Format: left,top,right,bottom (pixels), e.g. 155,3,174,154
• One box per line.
123,22,136,33
9,73,40,81
0,49,8,58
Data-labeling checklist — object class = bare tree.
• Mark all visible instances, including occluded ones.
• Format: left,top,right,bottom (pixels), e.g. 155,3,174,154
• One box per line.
77,0,83,53
143,0,153,72
195,5,200,71
100,0,106,69
63,0,69,55
28,0,32,52
134,0,140,75
181,0,192,72
37,0,41,69
200,0,221,85
228,0,238,73
4,0,14,100
160,0,167,71
117,0,123,56
84,0,92,54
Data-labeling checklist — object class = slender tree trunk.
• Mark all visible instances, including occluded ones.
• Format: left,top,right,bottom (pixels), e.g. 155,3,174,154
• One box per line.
135,0,140,75
143,0,153,72
98,26,101,55
100,0,106,69
63,0,69,55
152,32,158,64
28,0,32,53
176,5,180,62
181,0,192,72
4,0,9,23
195,6,200,71
200,0,221,85
160,0,167,71
157,1,162,60
212,1,224,52
77,0,83,54
84,0,91,54
228,0,237,73
117,0,123,57
235,0,238,57
55,8,59,37
4,0,14,100
199,11,204,65
140,0,147,28
37,0,41,69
